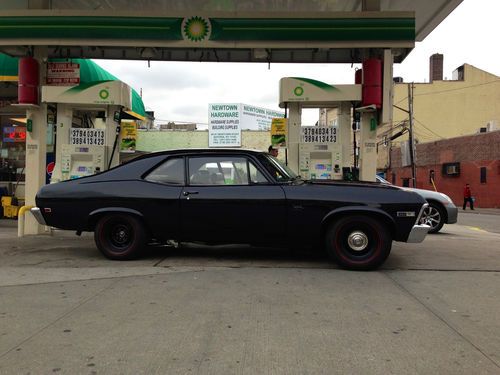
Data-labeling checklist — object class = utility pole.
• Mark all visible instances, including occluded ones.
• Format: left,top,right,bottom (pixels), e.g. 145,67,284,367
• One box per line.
408,83,417,188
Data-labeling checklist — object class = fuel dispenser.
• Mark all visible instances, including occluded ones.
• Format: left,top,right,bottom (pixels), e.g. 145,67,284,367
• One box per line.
278,64,391,182
279,77,360,180
42,81,131,183
60,144,106,180
298,124,343,180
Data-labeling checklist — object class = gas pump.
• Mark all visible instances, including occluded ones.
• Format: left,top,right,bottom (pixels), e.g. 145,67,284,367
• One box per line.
49,107,114,183
279,77,361,180
42,81,131,183
60,144,106,180
278,58,392,182
298,123,343,180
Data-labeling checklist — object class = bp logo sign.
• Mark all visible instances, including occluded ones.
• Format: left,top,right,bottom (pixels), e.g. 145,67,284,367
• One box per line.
294,86,304,96
99,89,110,100
182,16,211,42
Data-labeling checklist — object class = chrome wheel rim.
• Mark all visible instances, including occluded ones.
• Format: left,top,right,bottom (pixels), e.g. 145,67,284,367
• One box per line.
421,206,441,230
347,231,369,251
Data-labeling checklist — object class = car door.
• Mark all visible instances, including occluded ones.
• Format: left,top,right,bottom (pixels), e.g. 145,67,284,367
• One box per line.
180,155,286,244
141,156,185,241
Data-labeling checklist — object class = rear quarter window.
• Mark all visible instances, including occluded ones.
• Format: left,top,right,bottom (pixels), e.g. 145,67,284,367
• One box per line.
144,157,185,185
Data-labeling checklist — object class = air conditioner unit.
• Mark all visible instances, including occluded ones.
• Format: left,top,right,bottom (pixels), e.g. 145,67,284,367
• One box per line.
487,121,498,131
442,162,460,176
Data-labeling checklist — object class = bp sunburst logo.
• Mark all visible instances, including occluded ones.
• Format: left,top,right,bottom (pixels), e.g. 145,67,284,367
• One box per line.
182,16,211,42
294,86,304,97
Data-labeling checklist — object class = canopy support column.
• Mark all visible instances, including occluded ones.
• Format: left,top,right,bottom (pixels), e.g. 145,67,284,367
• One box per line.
23,47,48,234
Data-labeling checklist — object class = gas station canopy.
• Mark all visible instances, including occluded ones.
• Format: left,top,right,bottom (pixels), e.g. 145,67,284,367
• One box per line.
0,0,462,63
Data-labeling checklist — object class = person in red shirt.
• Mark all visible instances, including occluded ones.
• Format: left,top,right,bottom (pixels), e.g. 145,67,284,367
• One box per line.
463,183,474,210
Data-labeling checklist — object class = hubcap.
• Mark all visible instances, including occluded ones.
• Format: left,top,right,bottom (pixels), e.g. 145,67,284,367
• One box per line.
421,206,441,230
111,224,130,246
347,231,369,251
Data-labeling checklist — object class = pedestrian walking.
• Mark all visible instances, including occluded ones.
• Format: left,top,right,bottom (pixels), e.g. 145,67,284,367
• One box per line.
463,183,474,210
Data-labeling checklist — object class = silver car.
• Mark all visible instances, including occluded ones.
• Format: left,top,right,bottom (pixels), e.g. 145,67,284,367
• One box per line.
376,176,458,233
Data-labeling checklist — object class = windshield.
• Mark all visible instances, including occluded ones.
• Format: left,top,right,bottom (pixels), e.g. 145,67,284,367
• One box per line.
260,154,298,182
376,175,391,185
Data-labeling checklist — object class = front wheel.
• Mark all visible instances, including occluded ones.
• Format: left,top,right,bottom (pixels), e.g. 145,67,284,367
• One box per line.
94,214,147,260
325,215,392,270
420,203,445,233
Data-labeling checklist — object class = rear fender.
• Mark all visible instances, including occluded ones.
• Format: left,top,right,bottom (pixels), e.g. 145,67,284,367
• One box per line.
87,207,145,231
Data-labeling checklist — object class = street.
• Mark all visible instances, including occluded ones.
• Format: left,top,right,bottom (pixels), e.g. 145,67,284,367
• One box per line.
0,212,499,374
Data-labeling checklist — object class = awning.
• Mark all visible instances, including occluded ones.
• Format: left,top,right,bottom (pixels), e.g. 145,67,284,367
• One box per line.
124,89,146,120
0,54,147,118
0,53,18,81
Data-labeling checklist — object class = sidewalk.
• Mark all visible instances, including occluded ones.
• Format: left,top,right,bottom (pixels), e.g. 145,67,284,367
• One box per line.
460,207,500,215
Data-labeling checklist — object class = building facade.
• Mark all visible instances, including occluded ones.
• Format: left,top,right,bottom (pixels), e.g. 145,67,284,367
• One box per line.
137,129,272,155
387,131,500,208
377,58,499,170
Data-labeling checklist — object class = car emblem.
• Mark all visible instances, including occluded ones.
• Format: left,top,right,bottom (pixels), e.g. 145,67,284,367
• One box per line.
397,211,415,217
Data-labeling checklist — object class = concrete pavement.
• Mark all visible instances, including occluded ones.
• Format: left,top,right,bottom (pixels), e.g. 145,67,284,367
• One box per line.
0,218,499,374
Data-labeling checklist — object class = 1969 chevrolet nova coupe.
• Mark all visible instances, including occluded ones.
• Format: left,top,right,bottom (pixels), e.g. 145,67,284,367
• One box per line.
32,149,429,270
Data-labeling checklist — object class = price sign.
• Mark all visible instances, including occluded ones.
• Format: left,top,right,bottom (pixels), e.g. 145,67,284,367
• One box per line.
70,128,105,146
301,126,337,143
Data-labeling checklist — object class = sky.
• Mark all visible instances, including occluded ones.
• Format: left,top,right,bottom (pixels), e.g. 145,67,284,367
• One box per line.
95,0,500,127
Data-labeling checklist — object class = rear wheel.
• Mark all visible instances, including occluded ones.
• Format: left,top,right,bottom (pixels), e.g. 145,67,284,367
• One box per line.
325,215,392,270
94,214,146,260
420,203,445,233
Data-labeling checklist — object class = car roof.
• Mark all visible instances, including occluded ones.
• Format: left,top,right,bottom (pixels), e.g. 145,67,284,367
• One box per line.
130,148,267,161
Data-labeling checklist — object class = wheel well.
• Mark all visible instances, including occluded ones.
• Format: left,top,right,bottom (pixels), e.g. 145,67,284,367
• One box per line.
425,199,447,221
320,211,396,241
87,211,148,234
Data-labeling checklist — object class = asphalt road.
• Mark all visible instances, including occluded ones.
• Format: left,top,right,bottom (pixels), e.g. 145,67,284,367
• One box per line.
0,214,499,374
458,211,500,234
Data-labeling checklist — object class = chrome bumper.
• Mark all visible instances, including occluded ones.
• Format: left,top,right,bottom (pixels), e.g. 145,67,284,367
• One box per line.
407,224,430,243
407,203,431,243
30,207,47,225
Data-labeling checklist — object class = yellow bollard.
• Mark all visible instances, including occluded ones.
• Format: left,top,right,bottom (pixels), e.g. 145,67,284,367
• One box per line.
17,205,34,237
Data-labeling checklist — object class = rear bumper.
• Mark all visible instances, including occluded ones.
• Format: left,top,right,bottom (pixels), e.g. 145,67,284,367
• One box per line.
446,205,458,224
30,207,47,225
407,224,430,243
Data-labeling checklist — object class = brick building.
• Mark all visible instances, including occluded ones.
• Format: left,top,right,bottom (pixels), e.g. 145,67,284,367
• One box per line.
387,131,500,208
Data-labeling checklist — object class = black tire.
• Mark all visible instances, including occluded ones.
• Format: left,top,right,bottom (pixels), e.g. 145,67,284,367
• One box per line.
420,203,445,234
325,215,392,271
94,214,147,260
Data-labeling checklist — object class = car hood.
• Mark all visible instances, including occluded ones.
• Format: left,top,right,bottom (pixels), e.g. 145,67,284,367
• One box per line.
400,186,442,198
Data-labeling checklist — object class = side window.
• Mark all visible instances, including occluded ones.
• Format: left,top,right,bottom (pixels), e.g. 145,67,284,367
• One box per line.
249,161,268,184
259,156,288,181
189,156,251,185
145,157,185,185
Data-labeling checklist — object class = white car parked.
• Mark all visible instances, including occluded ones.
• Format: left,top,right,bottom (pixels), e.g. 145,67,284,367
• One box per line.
376,176,458,233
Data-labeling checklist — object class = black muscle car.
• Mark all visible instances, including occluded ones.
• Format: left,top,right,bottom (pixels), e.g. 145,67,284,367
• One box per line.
32,149,429,270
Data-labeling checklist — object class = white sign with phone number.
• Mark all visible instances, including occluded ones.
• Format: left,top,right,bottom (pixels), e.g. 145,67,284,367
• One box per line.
70,128,105,146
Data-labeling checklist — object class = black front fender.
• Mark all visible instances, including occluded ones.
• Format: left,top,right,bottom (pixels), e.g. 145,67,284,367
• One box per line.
321,206,397,239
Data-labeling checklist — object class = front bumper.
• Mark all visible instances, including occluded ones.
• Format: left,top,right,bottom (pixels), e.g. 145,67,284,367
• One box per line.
407,224,430,243
446,205,459,224
30,207,47,225
406,203,430,243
